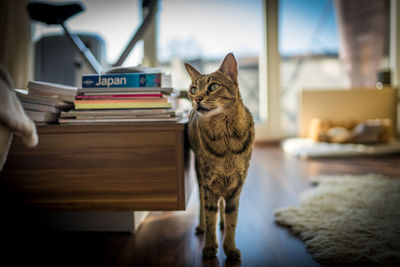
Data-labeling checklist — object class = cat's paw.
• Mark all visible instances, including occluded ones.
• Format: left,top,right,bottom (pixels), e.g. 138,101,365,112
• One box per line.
202,246,218,258
226,248,241,261
195,226,205,235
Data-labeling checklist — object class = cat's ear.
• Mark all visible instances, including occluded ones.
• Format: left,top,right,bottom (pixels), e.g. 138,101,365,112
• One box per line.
184,63,201,82
218,52,238,84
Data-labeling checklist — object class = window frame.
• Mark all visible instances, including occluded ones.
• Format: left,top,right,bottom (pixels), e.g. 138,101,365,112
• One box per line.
256,0,284,141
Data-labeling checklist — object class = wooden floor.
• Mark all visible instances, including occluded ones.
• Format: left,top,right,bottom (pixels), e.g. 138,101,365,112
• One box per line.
2,145,400,267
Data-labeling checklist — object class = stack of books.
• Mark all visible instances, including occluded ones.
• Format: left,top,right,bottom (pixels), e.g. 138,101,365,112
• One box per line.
59,72,181,124
16,81,76,123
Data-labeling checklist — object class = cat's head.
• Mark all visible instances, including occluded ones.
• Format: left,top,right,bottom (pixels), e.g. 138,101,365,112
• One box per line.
185,53,240,117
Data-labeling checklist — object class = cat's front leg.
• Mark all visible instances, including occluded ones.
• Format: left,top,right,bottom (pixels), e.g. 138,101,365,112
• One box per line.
196,184,206,234
219,198,225,230
202,188,219,258
195,160,206,234
223,193,242,261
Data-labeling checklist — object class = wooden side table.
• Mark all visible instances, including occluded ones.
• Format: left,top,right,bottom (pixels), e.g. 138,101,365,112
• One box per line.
0,120,195,232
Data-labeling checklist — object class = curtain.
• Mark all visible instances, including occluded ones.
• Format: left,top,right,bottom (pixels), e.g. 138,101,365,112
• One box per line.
0,0,32,89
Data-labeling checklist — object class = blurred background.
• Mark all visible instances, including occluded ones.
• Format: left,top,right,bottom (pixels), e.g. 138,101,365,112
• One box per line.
1,0,397,139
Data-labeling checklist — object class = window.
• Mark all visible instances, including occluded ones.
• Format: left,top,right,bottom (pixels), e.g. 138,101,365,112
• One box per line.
278,0,347,135
32,0,143,67
278,0,390,136
32,0,264,121
158,0,263,121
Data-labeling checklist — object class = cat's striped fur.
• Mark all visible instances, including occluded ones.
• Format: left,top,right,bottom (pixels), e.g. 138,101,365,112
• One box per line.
185,53,255,260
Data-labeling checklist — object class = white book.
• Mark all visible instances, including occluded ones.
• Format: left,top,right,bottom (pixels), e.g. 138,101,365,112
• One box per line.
21,101,60,113
28,90,75,102
28,80,78,102
25,110,59,122
78,87,173,94
15,89,71,108
59,115,182,124
82,91,162,96
105,66,163,74
75,115,173,120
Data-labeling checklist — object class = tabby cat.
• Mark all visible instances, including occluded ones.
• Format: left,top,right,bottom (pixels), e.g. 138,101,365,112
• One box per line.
185,53,255,260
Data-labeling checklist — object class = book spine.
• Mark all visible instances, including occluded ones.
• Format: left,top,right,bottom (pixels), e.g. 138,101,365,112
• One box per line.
77,88,173,95
21,102,60,113
74,102,172,109
75,94,163,99
74,98,167,104
82,73,168,88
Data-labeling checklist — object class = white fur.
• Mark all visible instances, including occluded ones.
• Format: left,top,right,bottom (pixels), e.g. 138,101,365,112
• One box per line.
197,107,223,118
192,100,224,118
274,174,400,265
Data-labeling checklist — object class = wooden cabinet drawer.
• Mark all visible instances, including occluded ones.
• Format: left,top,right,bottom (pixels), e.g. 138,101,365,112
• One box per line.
0,122,194,211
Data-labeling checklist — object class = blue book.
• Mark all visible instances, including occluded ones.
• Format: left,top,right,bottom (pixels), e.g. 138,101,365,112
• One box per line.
82,73,171,88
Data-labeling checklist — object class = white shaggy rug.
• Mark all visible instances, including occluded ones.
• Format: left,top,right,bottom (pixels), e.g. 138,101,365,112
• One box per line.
274,174,400,266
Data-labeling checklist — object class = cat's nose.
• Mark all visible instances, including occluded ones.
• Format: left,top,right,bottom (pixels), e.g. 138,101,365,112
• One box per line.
195,97,203,103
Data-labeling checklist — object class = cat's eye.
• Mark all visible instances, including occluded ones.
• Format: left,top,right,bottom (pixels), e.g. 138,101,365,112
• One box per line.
208,83,220,91
190,86,197,94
